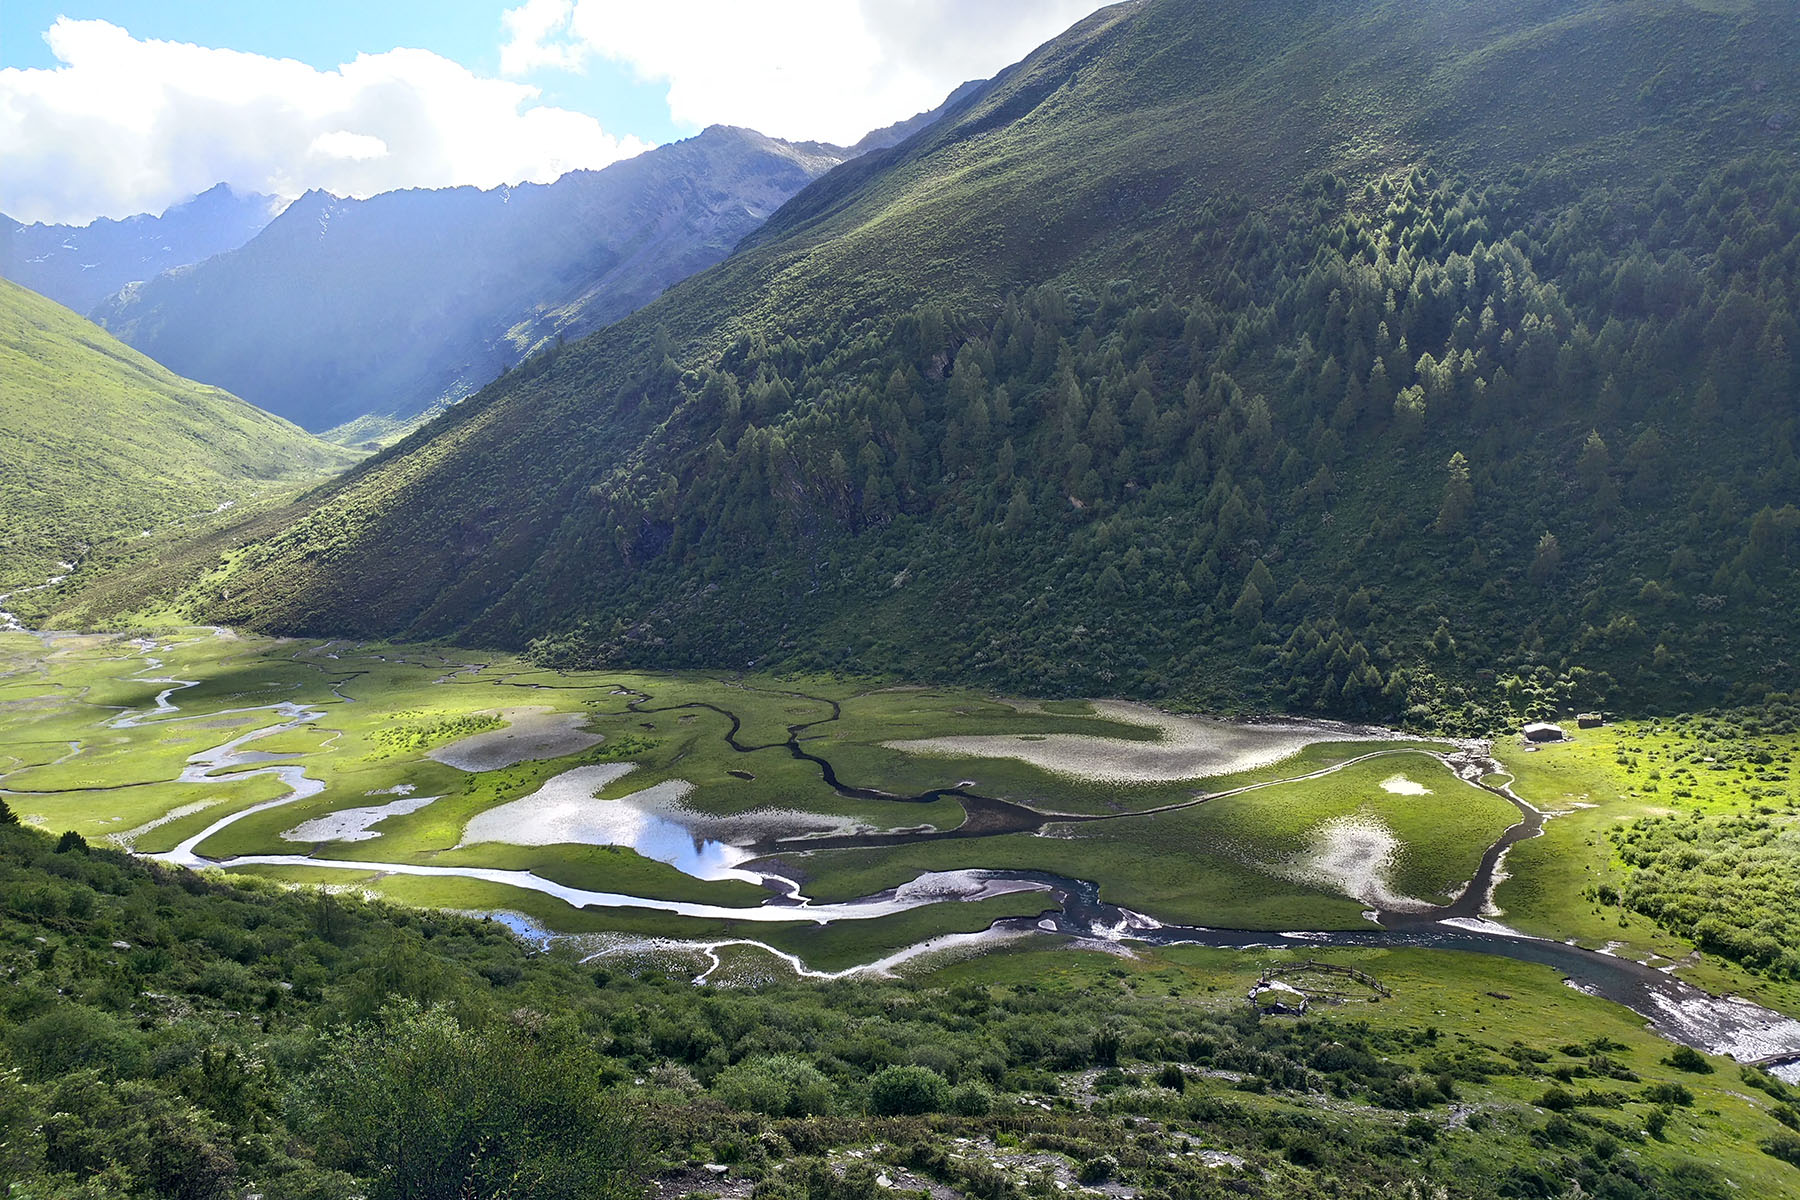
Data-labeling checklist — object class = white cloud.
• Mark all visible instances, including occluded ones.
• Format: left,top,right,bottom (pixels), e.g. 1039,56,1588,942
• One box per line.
499,0,590,76
0,18,650,225
500,0,1112,146
310,130,390,162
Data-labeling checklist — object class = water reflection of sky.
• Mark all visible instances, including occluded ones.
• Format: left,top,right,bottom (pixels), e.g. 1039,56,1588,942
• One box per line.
606,805,758,883
460,766,765,885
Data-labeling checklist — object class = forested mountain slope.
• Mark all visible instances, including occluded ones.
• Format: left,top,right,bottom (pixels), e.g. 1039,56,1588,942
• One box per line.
91,129,851,435
0,280,355,590
93,0,1800,728
0,184,282,316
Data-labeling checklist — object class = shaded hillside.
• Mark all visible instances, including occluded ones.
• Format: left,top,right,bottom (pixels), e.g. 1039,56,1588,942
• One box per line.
74,0,1800,727
0,184,281,315
0,279,356,590
92,129,850,434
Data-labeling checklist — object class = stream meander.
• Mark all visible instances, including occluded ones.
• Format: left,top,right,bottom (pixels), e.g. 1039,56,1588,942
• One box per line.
7,631,1800,1063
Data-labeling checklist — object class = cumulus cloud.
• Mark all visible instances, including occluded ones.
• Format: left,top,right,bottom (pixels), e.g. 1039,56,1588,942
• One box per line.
500,0,1112,146
499,0,591,76
0,18,649,225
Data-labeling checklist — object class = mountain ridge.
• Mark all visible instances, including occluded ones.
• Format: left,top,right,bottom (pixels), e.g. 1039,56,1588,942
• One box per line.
88,109,984,437
40,0,1800,728
0,184,284,316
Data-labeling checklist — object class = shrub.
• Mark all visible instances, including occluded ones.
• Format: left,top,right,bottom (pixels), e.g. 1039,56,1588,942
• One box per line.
712,1055,836,1118
1763,1132,1800,1167
867,1065,950,1116
1536,1086,1576,1111
948,1082,993,1116
1664,1045,1714,1074
1076,1155,1117,1184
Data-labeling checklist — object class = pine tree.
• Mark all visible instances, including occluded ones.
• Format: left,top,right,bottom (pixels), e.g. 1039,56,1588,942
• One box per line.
1435,451,1474,534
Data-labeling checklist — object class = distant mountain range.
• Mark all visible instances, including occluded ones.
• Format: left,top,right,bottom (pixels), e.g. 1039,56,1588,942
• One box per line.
87,128,847,436
0,184,283,316
80,88,985,438
0,279,355,591
90,0,1794,729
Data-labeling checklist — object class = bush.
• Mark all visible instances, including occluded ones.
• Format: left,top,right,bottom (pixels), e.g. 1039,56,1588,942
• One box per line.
1076,1154,1117,1184
1664,1045,1714,1074
867,1066,950,1117
1764,1132,1800,1167
1536,1086,1576,1111
293,1003,639,1200
713,1056,836,1118
948,1082,994,1116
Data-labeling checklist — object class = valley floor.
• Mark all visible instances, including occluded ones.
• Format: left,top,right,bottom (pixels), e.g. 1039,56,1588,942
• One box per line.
5,625,1800,1194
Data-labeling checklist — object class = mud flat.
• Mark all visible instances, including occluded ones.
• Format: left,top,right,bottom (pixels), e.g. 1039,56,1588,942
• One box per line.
885,702,1399,784
427,706,602,771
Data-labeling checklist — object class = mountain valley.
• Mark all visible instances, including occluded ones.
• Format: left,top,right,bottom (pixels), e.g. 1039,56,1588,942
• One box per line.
5,2,1800,1197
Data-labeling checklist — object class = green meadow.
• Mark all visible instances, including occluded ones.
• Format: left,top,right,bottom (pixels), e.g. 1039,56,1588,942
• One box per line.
3,624,1796,1022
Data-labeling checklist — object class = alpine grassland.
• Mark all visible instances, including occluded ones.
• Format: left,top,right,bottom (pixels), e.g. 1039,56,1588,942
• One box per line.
0,279,357,591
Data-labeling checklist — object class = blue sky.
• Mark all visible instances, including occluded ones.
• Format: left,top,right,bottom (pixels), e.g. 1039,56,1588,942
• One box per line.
0,0,692,144
0,1,1108,224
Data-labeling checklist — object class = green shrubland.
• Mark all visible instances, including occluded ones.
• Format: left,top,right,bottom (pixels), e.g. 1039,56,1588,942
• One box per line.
4,813,1798,1198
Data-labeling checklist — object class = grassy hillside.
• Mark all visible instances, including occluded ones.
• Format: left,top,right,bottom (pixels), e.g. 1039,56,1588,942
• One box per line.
50,0,1800,727
0,279,357,590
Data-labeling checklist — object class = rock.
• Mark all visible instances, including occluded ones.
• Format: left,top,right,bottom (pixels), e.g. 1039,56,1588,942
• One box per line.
111,940,131,950
703,1164,728,1176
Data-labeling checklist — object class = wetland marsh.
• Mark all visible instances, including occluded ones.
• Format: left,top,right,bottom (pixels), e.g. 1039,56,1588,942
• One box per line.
4,625,1800,1066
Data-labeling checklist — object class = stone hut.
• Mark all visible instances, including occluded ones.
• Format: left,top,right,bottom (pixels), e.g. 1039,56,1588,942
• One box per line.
1522,722,1568,744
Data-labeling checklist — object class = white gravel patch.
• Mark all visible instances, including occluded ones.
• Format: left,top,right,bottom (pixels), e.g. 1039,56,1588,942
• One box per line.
108,800,220,848
427,706,602,771
884,701,1390,784
461,763,637,844
282,795,440,843
1379,773,1431,795
1438,916,1536,939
